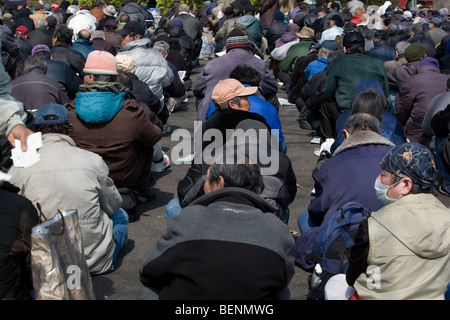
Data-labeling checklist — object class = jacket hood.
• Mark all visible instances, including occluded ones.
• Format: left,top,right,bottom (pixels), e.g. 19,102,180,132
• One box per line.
372,194,450,259
122,2,144,14
119,37,152,52
169,26,186,38
236,14,259,26
189,187,278,213
75,82,126,123
42,133,77,147
279,32,299,44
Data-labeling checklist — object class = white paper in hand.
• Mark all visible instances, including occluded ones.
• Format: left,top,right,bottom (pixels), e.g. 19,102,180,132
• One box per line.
10,132,43,168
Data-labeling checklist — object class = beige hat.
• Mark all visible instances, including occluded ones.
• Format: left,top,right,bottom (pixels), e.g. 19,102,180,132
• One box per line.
178,3,190,12
2,13,13,21
211,79,257,104
298,26,315,38
103,5,116,17
116,54,136,72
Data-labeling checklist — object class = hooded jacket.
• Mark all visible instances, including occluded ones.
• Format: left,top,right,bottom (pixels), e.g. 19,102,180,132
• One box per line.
235,14,264,48
140,187,295,300
117,2,146,26
352,194,450,300
67,82,162,188
271,33,299,61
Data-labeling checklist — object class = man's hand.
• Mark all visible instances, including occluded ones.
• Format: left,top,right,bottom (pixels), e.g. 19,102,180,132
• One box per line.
8,124,34,152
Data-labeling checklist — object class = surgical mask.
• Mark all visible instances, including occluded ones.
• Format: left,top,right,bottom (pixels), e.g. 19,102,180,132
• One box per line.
374,178,403,205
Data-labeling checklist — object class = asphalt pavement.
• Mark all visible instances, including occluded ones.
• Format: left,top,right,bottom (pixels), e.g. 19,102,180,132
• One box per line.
90,57,317,300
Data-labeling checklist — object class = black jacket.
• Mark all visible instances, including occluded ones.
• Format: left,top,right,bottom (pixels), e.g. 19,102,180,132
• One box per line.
50,44,86,77
0,182,39,300
140,187,295,300
27,28,53,49
127,72,161,116
177,109,297,220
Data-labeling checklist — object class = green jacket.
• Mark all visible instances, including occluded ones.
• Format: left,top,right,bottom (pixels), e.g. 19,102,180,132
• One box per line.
280,38,315,74
323,53,389,112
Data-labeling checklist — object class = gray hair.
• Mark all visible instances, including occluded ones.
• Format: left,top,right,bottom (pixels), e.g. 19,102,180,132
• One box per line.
91,30,105,40
36,19,48,29
344,113,382,135
215,96,241,111
395,41,410,55
24,55,47,74
208,156,263,194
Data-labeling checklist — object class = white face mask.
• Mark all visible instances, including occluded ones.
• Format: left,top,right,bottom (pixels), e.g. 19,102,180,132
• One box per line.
374,178,403,205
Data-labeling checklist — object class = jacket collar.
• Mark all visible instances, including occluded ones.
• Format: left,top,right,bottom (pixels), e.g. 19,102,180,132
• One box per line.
189,187,277,213
334,130,394,155
42,133,77,147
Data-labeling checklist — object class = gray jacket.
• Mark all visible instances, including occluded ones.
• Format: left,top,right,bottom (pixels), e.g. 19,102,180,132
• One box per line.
8,133,122,275
118,38,174,108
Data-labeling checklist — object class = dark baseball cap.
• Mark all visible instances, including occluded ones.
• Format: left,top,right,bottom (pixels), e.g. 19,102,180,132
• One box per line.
116,21,146,37
35,103,69,125
343,31,365,48
313,40,339,51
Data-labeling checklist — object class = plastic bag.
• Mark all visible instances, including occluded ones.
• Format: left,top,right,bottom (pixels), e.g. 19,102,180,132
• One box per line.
31,204,95,300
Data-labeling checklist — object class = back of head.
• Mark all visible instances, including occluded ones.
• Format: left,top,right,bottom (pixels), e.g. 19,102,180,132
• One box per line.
395,41,410,55
153,40,170,56
229,64,261,87
351,77,388,114
53,24,73,45
24,54,47,74
343,30,365,53
344,113,382,135
351,90,386,121
208,161,263,194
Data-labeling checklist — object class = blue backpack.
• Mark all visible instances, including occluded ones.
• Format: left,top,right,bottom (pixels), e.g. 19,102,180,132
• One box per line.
307,201,371,300
313,201,371,275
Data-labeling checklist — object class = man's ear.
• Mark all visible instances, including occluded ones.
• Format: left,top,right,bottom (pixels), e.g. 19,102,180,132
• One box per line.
343,128,351,139
217,175,225,189
400,177,413,195
228,99,238,110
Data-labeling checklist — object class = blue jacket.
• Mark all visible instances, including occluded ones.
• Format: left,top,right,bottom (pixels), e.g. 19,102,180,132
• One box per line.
206,95,285,146
304,56,327,81
295,131,394,271
71,38,97,60
365,40,396,62
331,110,406,153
